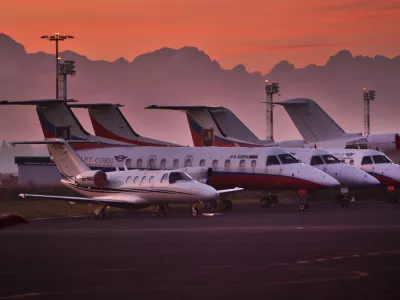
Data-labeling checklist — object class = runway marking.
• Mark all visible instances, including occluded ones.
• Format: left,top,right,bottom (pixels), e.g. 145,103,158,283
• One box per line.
315,258,327,262
333,256,343,260
366,252,382,256
296,261,309,264
0,293,42,299
351,254,360,258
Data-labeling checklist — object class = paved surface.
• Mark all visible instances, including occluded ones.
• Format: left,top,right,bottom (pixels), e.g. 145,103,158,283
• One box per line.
1,201,400,300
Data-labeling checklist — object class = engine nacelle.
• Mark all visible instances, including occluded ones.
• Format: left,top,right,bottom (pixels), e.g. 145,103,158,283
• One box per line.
75,170,108,188
175,167,213,183
346,133,400,154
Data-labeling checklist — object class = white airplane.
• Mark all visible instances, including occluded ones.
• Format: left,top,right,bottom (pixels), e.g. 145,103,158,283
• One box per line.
74,102,379,207
275,98,400,163
15,139,243,218
1,99,340,211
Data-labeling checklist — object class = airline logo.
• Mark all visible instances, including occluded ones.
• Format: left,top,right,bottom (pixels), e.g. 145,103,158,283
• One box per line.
114,155,128,162
202,128,214,147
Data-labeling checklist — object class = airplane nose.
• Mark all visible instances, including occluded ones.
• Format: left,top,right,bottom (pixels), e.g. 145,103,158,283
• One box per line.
198,185,219,201
324,175,340,187
365,174,380,185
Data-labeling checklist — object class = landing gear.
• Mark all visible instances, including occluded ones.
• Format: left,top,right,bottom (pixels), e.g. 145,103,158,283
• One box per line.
259,195,279,208
259,196,272,208
298,202,310,212
153,204,168,217
219,200,233,211
204,200,218,210
94,206,107,219
335,193,350,207
190,204,200,217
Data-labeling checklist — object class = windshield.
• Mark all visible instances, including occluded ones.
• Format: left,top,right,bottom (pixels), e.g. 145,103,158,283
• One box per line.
169,172,192,184
372,155,392,164
278,154,299,164
310,156,324,166
322,155,340,164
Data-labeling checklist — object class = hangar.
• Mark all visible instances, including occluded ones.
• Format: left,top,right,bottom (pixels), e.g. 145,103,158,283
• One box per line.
14,156,61,186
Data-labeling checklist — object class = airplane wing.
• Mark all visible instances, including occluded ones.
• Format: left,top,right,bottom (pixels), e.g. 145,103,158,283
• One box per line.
18,194,150,208
216,187,244,194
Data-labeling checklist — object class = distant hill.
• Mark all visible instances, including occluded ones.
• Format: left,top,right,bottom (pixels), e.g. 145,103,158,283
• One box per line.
0,32,399,149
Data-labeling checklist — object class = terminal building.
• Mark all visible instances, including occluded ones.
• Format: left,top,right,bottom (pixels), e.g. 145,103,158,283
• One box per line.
14,156,61,186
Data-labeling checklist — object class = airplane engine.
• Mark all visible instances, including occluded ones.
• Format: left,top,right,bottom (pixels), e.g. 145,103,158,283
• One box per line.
75,170,108,188
346,133,400,154
175,167,213,183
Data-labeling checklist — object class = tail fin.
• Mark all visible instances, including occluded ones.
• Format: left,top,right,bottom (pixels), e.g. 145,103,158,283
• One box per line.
10,139,90,178
275,98,349,143
0,99,89,140
146,105,269,147
70,103,180,146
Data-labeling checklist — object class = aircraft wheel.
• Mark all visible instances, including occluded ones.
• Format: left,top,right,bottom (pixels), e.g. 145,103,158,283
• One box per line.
94,207,106,219
270,195,279,205
190,206,200,217
204,201,213,209
259,197,272,208
299,203,310,211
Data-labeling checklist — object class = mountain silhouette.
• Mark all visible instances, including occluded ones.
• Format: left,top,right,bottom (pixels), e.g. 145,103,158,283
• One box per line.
0,32,399,160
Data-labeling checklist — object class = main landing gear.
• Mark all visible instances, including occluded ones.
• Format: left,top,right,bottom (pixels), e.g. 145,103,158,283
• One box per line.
190,204,200,217
259,194,279,208
298,190,310,212
152,204,168,217
94,206,107,219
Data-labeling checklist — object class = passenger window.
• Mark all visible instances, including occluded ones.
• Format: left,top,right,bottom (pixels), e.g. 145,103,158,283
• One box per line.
212,159,218,169
137,159,143,168
266,156,280,166
199,159,205,167
149,176,154,183
239,160,245,167
173,159,179,168
361,156,373,165
225,160,231,168
141,176,147,184
184,158,192,167
126,176,132,183
349,159,354,166
133,176,139,183
310,156,324,166
125,159,132,169
160,173,169,183
160,159,166,169
251,160,257,168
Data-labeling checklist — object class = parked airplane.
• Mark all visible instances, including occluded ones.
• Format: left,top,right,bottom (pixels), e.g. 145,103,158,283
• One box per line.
15,139,243,218
1,99,340,211
76,103,379,206
275,98,400,163
69,103,181,146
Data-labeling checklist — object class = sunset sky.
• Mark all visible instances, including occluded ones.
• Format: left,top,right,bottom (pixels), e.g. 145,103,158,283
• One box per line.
2,0,400,72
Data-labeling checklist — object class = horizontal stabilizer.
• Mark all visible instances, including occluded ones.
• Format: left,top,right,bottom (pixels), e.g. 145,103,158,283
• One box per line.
145,105,223,110
69,103,124,108
216,187,244,194
0,99,77,105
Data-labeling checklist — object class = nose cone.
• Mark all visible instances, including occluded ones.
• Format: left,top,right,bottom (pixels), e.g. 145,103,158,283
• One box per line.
372,164,400,186
328,165,380,186
197,184,219,201
296,164,340,188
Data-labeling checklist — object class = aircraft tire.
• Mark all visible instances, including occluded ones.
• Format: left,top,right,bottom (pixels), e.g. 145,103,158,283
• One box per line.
299,203,306,212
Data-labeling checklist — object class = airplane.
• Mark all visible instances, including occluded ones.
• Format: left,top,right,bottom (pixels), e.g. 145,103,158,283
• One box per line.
75,102,379,207
275,98,400,163
14,139,243,218
0,99,340,211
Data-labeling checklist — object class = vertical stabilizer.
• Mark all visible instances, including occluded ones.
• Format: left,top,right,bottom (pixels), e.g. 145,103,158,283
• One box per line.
275,98,348,143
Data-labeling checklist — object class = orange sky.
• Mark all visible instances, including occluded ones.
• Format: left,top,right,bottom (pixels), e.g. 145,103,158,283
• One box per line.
2,0,400,72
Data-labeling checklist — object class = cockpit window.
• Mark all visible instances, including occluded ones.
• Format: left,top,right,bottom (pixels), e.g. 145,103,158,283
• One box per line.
322,155,340,164
372,155,391,164
169,172,192,184
361,156,373,165
310,156,324,166
266,156,280,166
278,154,299,164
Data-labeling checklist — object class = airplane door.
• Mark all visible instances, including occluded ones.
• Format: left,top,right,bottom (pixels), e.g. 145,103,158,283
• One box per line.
55,127,71,139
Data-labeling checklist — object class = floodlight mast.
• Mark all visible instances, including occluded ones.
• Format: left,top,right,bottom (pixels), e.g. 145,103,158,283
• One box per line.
40,33,74,100
363,88,376,136
264,80,280,141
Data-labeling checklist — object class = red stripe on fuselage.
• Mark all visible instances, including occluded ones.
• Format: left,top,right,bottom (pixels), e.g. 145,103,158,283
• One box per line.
370,174,400,186
209,172,324,190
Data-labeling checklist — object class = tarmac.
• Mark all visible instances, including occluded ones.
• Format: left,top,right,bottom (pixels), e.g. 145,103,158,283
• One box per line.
1,201,400,300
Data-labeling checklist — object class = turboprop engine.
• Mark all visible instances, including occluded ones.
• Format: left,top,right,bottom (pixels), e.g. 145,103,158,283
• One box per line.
175,167,213,183
75,170,108,188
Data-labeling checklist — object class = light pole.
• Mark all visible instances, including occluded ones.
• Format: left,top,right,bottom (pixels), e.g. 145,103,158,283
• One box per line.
264,80,280,141
58,60,76,100
40,33,74,100
363,88,376,136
